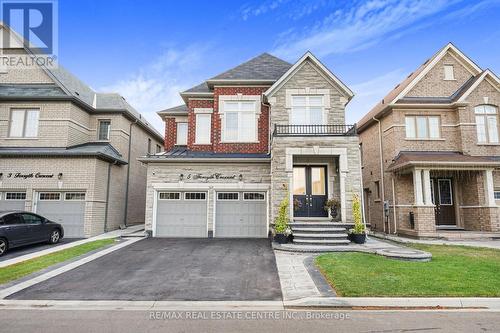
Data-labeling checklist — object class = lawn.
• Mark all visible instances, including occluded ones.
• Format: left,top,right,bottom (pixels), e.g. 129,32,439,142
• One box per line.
0,238,115,284
315,244,500,297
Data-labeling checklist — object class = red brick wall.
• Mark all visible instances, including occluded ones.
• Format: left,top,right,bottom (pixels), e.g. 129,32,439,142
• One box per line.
164,118,177,151
213,86,269,154
162,86,270,154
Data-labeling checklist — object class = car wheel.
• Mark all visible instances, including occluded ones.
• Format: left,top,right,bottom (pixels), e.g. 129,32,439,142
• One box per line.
0,239,7,256
49,230,61,244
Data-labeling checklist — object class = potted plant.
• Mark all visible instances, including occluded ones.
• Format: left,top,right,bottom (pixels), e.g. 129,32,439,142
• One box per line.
324,197,340,220
349,194,366,244
274,195,291,244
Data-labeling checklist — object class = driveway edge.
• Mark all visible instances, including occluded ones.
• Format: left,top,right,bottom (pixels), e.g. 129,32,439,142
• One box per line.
0,237,144,299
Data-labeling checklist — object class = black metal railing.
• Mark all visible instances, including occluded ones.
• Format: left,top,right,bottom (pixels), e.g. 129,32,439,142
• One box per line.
273,124,357,136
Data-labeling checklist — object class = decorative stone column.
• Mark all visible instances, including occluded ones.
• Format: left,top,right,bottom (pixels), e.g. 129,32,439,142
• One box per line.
422,169,433,205
413,168,424,206
484,169,495,207
340,171,347,223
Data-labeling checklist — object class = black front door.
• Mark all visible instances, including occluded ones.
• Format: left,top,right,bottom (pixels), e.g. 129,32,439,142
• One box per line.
431,178,456,226
293,166,328,217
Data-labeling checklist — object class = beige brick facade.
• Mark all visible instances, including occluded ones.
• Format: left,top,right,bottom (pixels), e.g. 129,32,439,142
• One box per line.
359,45,500,237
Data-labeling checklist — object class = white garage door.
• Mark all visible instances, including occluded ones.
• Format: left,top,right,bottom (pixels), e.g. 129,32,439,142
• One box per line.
36,192,86,238
0,192,26,211
215,192,268,238
155,191,208,237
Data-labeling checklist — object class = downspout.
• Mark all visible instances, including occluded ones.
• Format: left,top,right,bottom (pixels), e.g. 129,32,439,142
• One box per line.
359,143,367,231
391,176,397,234
262,94,272,155
123,120,138,227
103,161,114,233
373,117,386,233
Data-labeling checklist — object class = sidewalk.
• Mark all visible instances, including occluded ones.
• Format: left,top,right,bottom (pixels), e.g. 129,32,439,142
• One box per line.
0,225,145,268
372,232,500,250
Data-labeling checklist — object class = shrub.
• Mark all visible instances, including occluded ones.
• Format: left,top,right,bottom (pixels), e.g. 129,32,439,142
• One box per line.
352,194,365,234
274,195,289,234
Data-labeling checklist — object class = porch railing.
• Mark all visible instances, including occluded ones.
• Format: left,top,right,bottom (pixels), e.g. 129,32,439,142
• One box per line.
273,124,357,136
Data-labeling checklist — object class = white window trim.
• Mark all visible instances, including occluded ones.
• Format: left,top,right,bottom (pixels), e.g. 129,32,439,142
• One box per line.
195,113,212,145
475,105,499,144
285,88,331,125
97,119,111,141
64,192,86,201
176,122,188,145
8,108,40,138
290,95,326,125
158,192,181,201
437,179,453,206
184,192,207,201
443,64,455,81
39,192,61,201
243,192,266,201
405,116,441,140
5,192,26,201
219,95,261,143
217,192,240,201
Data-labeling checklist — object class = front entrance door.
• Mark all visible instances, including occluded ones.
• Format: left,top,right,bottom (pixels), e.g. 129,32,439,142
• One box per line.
431,178,456,226
293,166,328,217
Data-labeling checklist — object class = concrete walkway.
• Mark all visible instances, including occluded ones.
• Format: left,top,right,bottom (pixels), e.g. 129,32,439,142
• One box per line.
273,237,432,261
372,232,500,250
0,224,144,268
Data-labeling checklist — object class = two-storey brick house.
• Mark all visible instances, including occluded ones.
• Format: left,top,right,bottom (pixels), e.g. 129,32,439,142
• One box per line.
358,43,500,238
0,24,163,237
140,52,362,244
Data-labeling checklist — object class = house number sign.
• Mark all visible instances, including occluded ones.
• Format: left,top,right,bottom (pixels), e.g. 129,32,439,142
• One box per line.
5,172,55,179
184,173,238,182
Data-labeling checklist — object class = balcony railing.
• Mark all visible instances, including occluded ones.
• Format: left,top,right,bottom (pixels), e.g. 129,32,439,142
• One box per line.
273,124,357,136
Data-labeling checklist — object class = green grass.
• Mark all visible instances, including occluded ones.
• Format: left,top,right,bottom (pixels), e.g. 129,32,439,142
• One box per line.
0,238,115,284
315,244,500,297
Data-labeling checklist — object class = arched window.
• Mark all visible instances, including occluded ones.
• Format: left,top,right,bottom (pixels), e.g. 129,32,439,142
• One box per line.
475,105,498,143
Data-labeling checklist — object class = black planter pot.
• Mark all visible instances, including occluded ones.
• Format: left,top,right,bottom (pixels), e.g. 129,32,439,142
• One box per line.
330,207,338,219
350,233,367,244
274,233,289,244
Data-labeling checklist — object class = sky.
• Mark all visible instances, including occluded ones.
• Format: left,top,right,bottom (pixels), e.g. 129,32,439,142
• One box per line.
53,0,500,132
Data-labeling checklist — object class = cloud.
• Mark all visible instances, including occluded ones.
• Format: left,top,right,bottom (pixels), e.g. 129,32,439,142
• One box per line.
272,0,463,59
345,69,407,124
241,0,330,21
100,44,211,133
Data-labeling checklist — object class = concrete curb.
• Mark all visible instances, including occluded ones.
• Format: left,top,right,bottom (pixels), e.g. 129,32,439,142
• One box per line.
0,237,144,299
0,300,285,311
0,225,144,268
284,297,500,310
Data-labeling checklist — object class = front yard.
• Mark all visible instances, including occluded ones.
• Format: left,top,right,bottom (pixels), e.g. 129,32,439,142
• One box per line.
0,239,115,285
315,244,500,297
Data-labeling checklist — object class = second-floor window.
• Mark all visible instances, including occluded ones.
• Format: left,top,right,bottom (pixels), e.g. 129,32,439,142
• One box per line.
475,105,499,143
195,113,211,144
290,96,324,125
405,116,440,139
9,109,39,138
148,138,152,154
98,120,111,140
176,122,188,145
222,101,256,142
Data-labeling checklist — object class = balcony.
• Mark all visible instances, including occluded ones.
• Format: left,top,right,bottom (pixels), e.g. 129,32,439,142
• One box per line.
273,124,357,136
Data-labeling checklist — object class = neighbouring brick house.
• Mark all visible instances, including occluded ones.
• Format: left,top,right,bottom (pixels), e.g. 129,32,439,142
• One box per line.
140,52,362,245
0,24,163,237
357,43,500,238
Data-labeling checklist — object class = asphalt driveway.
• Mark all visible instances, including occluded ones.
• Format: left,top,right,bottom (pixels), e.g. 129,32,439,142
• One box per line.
8,238,282,301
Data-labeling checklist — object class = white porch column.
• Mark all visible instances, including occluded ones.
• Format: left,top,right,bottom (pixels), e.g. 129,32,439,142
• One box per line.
422,169,433,205
484,169,495,206
340,171,347,223
413,169,424,205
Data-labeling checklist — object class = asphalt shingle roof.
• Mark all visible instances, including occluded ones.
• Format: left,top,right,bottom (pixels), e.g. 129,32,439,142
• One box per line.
0,142,127,164
146,146,270,159
157,104,189,115
183,82,211,94
0,84,67,97
209,53,292,81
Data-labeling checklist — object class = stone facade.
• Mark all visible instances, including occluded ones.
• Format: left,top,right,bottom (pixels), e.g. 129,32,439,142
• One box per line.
358,44,500,237
144,162,271,232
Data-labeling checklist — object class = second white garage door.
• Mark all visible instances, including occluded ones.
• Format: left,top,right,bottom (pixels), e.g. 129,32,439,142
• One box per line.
215,191,268,238
156,191,208,237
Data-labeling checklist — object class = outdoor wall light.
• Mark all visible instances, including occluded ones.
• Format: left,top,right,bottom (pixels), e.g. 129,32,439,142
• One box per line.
238,174,243,181
179,174,184,181
0,173,3,179
58,173,63,180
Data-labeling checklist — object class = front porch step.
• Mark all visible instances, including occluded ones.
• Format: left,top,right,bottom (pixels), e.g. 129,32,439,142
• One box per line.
291,227,347,233
293,233,349,238
293,238,350,246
